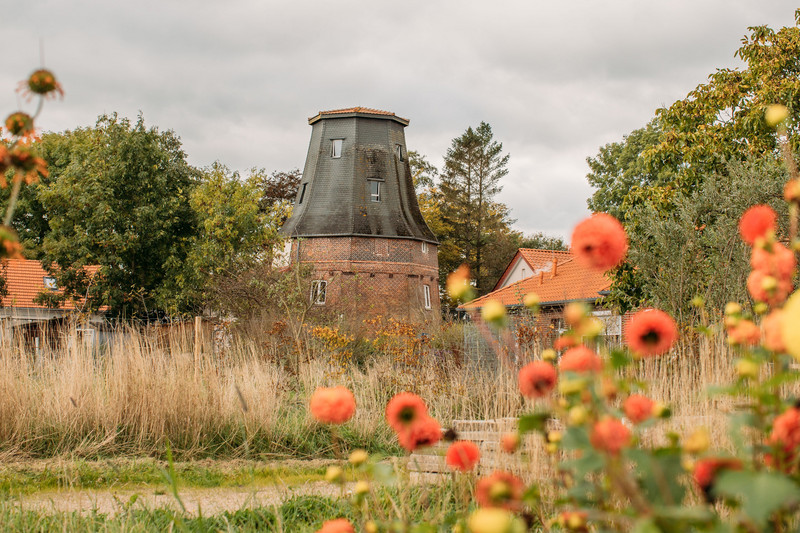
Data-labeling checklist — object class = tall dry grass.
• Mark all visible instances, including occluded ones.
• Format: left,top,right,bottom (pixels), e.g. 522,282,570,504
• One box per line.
0,321,744,460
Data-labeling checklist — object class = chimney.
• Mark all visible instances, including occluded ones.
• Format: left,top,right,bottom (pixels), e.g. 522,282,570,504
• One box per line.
552,255,558,278
539,271,545,285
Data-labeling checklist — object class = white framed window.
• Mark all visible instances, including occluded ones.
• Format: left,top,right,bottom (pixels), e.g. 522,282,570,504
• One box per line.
298,183,307,204
369,180,381,202
311,280,327,305
421,241,428,253
43,276,57,290
424,285,432,309
331,139,343,158
396,145,404,161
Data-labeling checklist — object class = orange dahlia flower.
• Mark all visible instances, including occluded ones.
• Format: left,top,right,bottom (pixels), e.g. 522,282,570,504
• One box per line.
768,407,800,470
397,416,442,451
316,518,355,533
309,386,356,424
624,309,678,357
726,318,761,346
570,213,628,271
590,417,631,455
385,392,428,433
445,440,481,472
693,457,742,502
623,394,655,424
739,205,777,245
746,269,793,306
518,361,557,398
559,346,602,373
763,310,786,353
475,471,524,510
500,433,520,453
751,243,796,280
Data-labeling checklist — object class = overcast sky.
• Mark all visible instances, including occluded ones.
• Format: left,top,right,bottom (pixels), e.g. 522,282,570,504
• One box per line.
3,1,798,239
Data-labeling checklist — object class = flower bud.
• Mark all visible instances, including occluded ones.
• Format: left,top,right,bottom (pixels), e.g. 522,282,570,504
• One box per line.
349,449,369,466
365,521,379,533
559,378,587,396
542,349,557,362
523,292,539,309
355,480,370,495
467,508,517,533
482,300,507,327
568,405,588,426
725,302,742,316
500,432,520,453
547,430,562,443
652,402,670,418
564,302,589,327
325,465,345,484
753,302,769,316
761,275,778,292
546,442,558,454
683,427,710,455
691,295,705,308
735,359,759,380
765,104,790,127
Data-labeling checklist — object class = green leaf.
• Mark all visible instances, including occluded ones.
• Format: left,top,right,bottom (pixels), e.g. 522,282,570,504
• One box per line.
610,348,632,369
714,470,800,527
631,518,661,533
561,450,604,478
518,411,551,435
560,426,590,450
629,449,686,506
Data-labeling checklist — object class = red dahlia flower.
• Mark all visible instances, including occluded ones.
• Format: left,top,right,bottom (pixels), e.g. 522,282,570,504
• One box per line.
518,361,557,398
559,346,602,373
590,417,631,455
624,309,678,357
309,386,356,424
316,518,355,533
445,440,481,471
693,457,743,502
385,392,428,433
623,394,655,424
475,471,524,510
570,213,628,271
739,205,777,245
397,416,442,452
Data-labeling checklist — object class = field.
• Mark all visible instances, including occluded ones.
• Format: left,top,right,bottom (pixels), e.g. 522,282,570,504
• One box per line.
0,319,743,531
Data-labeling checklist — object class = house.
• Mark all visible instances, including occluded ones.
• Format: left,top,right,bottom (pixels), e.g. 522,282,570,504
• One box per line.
460,250,621,347
0,259,105,350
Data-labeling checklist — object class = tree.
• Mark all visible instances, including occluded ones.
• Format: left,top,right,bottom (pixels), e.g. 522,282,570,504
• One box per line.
165,162,290,313
587,13,800,313
35,113,199,316
517,231,567,252
255,168,301,211
438,122,512,294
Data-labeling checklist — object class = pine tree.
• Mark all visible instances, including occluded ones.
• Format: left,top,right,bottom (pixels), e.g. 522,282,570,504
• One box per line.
438,122,511,294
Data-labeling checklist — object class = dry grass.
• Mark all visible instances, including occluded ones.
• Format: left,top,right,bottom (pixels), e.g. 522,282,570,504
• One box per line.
0,321,746,462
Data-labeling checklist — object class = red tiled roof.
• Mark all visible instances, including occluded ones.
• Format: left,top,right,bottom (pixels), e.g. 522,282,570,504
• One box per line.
308,107,409,124
493,248,573,290
0,259,100,310
462,255,610,310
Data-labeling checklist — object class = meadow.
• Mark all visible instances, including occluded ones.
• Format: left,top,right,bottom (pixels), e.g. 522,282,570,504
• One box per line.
0,317,741,531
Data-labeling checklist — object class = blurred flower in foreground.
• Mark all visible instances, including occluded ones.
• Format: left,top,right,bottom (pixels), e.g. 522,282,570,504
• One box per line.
446,440,481,472
481,299,506,327
446,264,474,302
570,213,628,271
559,346,602,373
782,291,800,360
0,226,23,260
739,204,777,245
590,417,631,455
316,518,355,533
19,69,63,100
475,471,524,510
518,360,556,398
309,386,356,424
765,104,790,127
385,392,428,433
624,308,678,357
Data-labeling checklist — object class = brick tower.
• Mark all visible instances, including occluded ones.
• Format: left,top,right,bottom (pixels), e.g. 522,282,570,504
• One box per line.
280,107,440,322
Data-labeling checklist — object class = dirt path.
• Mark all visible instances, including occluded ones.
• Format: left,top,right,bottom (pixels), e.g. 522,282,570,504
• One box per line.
18,481,357,516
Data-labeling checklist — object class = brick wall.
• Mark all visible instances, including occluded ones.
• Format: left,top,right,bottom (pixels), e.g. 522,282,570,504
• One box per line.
291,236,441,322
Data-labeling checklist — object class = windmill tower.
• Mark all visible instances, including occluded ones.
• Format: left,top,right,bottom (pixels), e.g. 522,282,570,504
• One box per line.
280,107,440,322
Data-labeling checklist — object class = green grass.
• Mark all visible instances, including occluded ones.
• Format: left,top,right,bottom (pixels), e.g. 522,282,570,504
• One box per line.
0,495,350,532
0,459,337,495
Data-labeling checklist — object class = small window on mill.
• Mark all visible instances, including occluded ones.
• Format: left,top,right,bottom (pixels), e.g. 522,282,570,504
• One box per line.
423,285,431,309
331,139,343,158
369,180,381,202
396,145,404,161
311,280,327,305
298,183,307,204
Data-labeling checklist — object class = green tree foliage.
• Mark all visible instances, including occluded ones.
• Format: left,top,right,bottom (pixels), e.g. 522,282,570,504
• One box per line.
34,114,199,316
437,122,513,294
613,158,789,321
166,163,290,313
517,231,567,251
588,13,800,313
